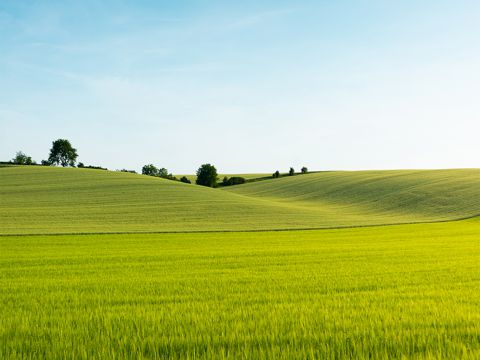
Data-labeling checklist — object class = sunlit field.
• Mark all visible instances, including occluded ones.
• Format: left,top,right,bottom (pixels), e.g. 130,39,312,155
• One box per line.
1,166,480,234
2,219,480,359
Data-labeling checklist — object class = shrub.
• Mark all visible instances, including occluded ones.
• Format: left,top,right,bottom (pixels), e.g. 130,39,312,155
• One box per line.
180,176,192,184
12,151,34,165
158,168,168,178
224,177,246,186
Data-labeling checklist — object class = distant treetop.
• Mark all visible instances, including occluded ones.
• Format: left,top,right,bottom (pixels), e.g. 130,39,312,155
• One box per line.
48,139,78,167
196,164,218,187
12,151,35,165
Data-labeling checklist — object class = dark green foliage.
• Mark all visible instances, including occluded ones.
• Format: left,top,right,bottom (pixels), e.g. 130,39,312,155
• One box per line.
48,139,78,167
222,176,246,186
41,160,50,166
164,173,178,181
272,171,280,179
158,168,168,178
196,164,218,187
78,162,85,168
289,167,295,176
142,164,177,181
120,169,137,174
12,151,34,165
301,167,308,174
180,176,192,184
142,164,158,176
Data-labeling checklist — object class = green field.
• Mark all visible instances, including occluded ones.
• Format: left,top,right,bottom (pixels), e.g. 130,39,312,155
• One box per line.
2,220,480,359
1,166,479,234
1,166,480,358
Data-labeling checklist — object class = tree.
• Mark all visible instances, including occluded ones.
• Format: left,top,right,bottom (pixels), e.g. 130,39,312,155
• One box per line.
12,151,34,165
180,176,191,184
301,167,308,174
158,168,169,178
196,164,218,187
78,162,85,168
289,167,295,176
272,170,280,178
48,139,78,167
142,164,158,176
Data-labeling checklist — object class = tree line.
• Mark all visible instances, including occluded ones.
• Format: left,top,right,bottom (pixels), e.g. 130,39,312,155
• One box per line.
8,139,310,188
10,139,79,167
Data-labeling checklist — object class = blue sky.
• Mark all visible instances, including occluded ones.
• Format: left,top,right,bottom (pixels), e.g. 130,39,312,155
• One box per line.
1,0,479,173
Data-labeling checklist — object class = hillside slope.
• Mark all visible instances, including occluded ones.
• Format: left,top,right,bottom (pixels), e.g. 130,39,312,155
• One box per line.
1,167,479,235
224,169,480,220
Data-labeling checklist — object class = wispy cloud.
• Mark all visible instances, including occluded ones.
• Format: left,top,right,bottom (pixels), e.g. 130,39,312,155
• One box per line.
227,8,295,29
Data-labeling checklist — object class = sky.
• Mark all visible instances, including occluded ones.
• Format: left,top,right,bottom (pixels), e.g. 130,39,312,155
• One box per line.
1,0,479,173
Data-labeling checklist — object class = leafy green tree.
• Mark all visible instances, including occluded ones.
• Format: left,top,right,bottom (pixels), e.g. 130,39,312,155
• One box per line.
289,167,295,176
301,167,308,174
196,164,218,187
12,151,34,165
142,164,158,176
272,170,280,178
180,176,192,184
48,139,78,167
158,168,169,178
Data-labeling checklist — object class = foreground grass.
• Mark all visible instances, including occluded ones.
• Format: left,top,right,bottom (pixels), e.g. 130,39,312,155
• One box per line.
2,219,480,359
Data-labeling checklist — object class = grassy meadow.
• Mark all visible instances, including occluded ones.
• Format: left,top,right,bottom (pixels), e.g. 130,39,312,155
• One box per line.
1,166,480,234
2,219,480,359
1,166,480,358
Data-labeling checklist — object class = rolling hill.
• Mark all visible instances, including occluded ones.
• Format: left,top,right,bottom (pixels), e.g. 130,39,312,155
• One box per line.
1,166,479,235
223,169,480,221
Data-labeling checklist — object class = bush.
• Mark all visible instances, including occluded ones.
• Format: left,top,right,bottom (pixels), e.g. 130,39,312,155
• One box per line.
289,167,295,176
222,176,246,186
180,176,192,184
158,168,168,178
272,171,280,179
301,167,308,174
12,151,34,165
